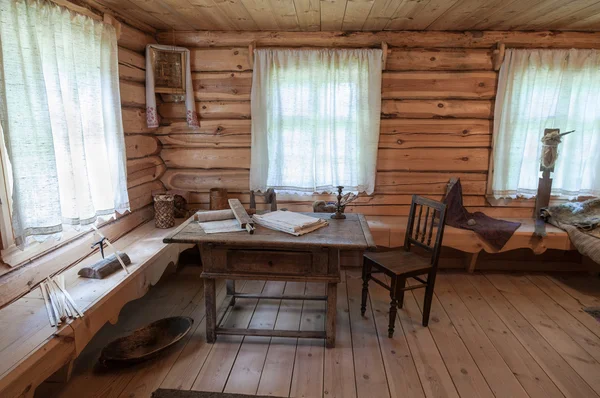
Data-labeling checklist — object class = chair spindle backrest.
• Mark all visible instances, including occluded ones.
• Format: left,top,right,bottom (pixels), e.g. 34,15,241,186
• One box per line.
403,195,447,267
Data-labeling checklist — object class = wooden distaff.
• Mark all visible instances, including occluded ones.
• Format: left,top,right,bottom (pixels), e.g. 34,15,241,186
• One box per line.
228,199,255,234
534,128,574,237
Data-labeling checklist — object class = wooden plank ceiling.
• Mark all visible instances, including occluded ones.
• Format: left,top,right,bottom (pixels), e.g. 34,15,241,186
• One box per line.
95,0,600,31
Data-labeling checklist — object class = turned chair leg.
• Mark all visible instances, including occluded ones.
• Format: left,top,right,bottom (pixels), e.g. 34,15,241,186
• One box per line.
422,271,437,327
388,276,399,338
361,259,372,316
397,278,406,309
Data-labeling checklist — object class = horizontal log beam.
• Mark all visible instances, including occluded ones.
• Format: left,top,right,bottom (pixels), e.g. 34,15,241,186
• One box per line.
128,180,165,211
122,108,156,134
378,133,490,149
190,48,252,71
120,81,145,108
375,171,487,194
125,135,161,159
379,119,491,148
156,119,491,149
118,46,145,83
157,30,600,49
127,156,167,188
161,169,250,191
118,46,146,70
119,63,145,83
377,148,489,171
158,101,251,120
197,101,251,120
178,71,498,102
118,23,156,53
187,47,494,72
387,49,493,71
162,169,487,195
161,147,490,171
161,147,250,169
380,119,492,135
160,98,494,121
191,72,252,101
382,72,497,100
158,132,250,148
157,119,251,136
381,99,494,119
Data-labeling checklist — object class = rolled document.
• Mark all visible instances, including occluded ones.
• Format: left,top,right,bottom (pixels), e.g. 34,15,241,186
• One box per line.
194,209,235,223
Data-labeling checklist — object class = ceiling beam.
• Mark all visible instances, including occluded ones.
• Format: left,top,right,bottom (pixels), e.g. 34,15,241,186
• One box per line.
156,30,600,49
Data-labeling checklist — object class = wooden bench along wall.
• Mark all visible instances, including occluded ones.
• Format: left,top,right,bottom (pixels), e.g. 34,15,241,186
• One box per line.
151,30,600,219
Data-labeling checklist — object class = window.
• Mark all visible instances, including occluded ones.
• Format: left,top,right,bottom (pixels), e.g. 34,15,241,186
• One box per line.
250,48,382,194
0,0,129,254
492,49,600,199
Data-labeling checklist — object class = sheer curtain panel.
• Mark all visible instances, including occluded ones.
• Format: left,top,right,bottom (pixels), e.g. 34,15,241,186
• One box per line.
492,49,600,199
250,48,382,195
0,0,129,246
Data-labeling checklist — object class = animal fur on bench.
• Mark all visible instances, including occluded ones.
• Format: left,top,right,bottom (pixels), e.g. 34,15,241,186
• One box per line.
542,198,600,265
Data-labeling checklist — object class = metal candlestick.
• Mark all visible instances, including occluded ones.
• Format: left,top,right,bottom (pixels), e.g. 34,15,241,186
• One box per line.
331,186,346,219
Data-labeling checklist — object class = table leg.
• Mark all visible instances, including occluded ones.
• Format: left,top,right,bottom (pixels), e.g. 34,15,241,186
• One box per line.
204,278,216,343
326,282,337,348
227,280,236,305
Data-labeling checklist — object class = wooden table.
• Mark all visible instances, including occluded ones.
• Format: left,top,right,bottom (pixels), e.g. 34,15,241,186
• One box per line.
164,213,376,348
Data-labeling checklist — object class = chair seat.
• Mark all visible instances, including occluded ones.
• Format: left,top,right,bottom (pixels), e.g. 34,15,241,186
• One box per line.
364,249,432,276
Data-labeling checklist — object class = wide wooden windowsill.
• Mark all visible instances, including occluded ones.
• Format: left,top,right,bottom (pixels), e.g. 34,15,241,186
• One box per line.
0,216,123,272
2,229,83,270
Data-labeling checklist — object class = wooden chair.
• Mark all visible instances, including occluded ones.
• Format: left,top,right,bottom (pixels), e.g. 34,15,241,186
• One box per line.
248,188,278,215
361,195,447,336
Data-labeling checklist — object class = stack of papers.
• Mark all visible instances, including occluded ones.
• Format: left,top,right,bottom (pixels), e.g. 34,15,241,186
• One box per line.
252,211,328,236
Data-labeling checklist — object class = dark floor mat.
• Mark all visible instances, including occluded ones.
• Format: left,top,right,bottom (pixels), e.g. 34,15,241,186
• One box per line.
152,390,284,398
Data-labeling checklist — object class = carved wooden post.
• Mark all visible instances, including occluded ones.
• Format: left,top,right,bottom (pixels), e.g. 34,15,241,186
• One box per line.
534,128,574,237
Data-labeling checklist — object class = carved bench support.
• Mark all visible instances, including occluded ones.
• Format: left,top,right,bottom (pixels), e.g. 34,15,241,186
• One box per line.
464,251,480,273
46,360,75,384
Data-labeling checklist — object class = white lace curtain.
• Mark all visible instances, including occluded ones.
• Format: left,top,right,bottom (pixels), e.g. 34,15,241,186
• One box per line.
0,0,129,246
250,48,382,195
492,49,600,199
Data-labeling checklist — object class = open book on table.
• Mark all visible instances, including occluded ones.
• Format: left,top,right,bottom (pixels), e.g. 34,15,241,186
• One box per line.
252,211,328,236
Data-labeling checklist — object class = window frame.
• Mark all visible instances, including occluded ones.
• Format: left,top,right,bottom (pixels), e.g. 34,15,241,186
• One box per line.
254,51,381,195
488,52,600,204
0,124,116,267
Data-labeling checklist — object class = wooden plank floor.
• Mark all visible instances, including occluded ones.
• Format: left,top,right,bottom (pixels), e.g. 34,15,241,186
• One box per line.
46,268,600,398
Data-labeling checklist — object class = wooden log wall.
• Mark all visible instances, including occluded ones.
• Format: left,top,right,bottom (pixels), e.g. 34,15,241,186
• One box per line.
151,31,600,217
117,24,167,213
